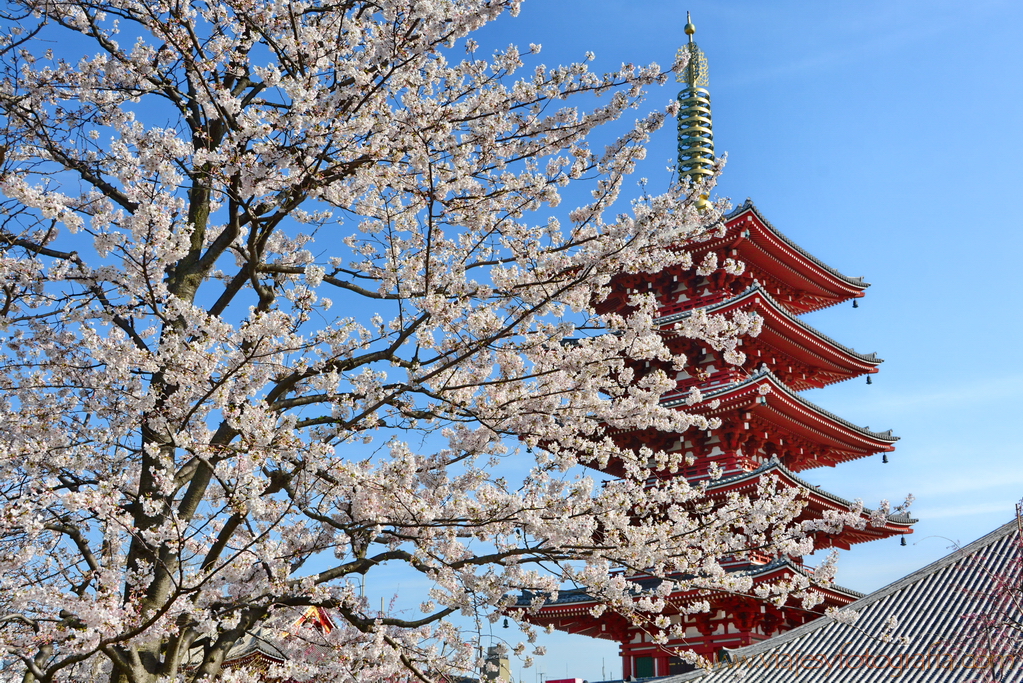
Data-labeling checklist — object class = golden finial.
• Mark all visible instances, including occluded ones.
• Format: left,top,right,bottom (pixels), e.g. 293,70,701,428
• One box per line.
676,10,714,209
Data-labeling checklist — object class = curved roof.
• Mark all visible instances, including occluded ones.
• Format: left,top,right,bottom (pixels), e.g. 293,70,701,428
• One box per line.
708,459,916,529
662,368,898,445
658,283,881,366
725,199,869,290
668,199,870,314
516,557,864,610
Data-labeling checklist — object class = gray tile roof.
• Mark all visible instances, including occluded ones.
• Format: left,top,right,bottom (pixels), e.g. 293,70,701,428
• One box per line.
182,626,288,668
662,519,1023,683
183,612,335,669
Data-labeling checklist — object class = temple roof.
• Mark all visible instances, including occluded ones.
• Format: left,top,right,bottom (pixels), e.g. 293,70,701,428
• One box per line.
601,369,896,473
516,557,863,611
663,368,898,446
659,283,881,365
667,519,1023,683
183,626,289,669
711,459,914,524
658,283,881,390
183,607,335,671
725,199,869,290
678,200,869,313
705,460,915,548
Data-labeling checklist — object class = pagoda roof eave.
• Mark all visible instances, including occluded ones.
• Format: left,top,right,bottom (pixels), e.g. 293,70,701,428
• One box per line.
516,558,864,611
662,369,899,448
705,459,916,532
184,631,288,670
658,283,883,368
724,199,870,292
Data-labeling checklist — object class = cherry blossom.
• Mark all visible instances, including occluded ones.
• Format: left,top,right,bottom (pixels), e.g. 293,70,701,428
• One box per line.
0,1,893,681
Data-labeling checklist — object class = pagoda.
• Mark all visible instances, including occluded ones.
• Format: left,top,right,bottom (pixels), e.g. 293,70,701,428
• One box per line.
520,15,913,679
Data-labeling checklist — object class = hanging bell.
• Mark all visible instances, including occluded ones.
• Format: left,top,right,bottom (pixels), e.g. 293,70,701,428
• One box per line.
866,376,872,385
503,618,509,629
853,299,859,308
901,537,907,546
882,454,889,464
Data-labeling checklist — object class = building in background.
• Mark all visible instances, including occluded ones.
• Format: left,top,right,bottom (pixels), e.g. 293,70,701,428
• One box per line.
483,646,513,683
667,519,1023,683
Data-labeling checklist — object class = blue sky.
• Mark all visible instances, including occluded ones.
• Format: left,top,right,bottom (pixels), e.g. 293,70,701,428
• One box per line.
475,1,1023,679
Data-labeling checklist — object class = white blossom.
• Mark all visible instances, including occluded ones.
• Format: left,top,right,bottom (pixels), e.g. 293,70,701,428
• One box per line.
0,2,882,681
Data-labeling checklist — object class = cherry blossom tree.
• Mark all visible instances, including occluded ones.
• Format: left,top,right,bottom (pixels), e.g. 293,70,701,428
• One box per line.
0,1,865,681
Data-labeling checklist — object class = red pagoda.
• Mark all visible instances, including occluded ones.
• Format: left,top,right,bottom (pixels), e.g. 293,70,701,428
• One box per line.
520,15,913,679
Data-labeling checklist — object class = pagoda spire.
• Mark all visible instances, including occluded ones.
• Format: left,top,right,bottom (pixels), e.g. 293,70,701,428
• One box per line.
676,12,715,192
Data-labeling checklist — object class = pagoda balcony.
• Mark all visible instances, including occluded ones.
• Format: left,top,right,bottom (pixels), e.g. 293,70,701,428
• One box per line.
656,289,732,317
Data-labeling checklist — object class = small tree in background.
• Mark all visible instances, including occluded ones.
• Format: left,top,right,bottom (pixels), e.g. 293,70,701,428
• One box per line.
951,504,1023,682
0,1,853,681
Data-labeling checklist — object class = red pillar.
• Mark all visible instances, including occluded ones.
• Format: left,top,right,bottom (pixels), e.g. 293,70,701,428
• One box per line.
656,654,670,677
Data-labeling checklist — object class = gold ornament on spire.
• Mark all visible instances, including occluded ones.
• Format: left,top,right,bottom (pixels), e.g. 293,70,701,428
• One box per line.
676,11,715,207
